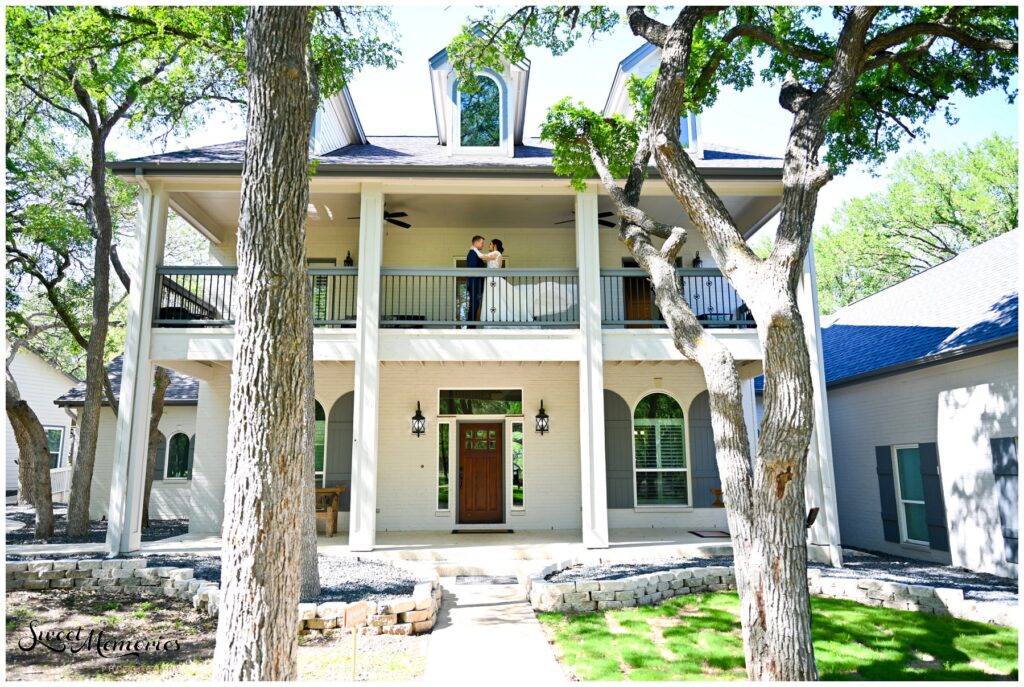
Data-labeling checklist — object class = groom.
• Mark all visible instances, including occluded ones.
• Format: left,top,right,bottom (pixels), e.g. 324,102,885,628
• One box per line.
465,235,487,322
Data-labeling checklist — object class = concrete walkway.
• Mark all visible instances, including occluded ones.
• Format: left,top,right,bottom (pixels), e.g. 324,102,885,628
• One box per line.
423,578,565,684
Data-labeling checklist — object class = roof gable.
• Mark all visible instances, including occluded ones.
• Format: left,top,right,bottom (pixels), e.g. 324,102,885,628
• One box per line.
55,355,198,407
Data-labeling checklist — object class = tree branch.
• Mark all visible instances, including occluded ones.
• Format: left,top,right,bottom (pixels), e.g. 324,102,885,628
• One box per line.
625,6,669,47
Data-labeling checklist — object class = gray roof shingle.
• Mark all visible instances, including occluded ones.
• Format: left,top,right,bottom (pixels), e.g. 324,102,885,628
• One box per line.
55,355,198,406
821,230,1018,386
110,136,782,175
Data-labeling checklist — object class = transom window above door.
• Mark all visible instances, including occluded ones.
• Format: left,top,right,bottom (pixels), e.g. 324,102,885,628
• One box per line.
633,392,688,506
439,389,522,416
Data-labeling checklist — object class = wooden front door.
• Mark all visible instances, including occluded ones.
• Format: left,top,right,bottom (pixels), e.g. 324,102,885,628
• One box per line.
458,423,503,523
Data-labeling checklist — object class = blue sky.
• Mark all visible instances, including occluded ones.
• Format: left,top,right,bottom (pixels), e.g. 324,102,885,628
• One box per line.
110,4,1018,232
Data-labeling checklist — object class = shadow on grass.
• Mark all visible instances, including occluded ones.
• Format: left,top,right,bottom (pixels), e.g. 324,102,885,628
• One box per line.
538,592,1018,681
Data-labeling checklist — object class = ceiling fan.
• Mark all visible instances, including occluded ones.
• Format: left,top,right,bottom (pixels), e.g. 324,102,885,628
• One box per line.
347,209,412,229
554,211,617,228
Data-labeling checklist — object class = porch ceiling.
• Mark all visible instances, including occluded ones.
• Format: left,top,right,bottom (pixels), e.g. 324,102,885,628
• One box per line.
169,190,779,238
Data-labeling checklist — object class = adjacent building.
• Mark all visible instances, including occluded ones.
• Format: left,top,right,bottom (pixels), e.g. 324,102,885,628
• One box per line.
824,231,1018,578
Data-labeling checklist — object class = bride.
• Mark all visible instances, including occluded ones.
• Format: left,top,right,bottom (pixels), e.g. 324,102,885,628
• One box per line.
480,238,577,324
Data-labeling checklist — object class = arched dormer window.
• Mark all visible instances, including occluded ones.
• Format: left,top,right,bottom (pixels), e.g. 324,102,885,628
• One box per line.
633,393,688,506
456,74,502,150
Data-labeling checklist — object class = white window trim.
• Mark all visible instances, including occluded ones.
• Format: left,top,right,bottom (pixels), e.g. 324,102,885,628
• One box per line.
436,420,452,513
42,425,65,469
164,433,191,481
891,444,929,546
452,72,504,155
631,392,691,508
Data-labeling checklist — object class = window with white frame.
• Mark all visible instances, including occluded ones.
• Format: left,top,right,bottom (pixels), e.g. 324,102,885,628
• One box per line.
892,444,929,545
165,433,191,480
43,426,65,469
457,75,501,148
633,393,688,506
437,422,451,510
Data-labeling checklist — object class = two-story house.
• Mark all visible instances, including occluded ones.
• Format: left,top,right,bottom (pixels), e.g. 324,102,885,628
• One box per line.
99,41,841,564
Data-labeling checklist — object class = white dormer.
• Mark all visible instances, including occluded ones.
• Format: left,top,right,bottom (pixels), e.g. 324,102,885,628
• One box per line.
310,86,367,155
428,43,530,157
603,43,701,156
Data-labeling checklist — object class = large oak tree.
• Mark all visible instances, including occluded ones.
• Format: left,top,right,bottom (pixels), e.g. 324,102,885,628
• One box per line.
452,5,1017,680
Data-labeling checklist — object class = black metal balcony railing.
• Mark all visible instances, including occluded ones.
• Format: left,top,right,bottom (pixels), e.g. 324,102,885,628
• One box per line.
379,268,580,328
153,266,358,327
152,266,751,330
600,268,752,328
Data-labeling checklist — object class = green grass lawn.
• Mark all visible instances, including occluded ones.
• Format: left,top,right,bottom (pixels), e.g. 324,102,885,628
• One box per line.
538,592,1018,681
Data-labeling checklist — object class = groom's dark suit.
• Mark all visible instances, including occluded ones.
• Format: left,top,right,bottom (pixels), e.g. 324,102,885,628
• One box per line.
466,247,485,321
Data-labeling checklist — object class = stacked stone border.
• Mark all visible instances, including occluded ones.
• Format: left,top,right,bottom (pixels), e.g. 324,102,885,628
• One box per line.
524,560,1016,628
7,558,442,637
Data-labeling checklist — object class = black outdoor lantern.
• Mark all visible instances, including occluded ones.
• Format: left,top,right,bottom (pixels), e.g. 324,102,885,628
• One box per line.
535,400,550,435
411,401,426,437
692,251,703,269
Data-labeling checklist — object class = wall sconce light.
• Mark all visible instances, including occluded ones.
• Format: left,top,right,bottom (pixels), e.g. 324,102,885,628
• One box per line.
411,401,426,437
535,400,550,435
692,251,703,269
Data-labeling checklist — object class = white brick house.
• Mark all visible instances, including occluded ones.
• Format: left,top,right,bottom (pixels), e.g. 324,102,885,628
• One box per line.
100,41,840,562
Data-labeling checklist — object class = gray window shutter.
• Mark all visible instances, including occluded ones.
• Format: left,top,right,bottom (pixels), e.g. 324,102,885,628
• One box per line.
990,437,1018,563
187,434,196,480
688,391,722,508
917,443,949,552
152,433,167,482
326,392,354,511
875,446,900,543
603,390,633,509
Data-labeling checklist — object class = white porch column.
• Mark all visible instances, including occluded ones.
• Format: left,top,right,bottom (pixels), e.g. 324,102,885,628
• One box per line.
349,183,384,552
740,376,759,458
107,181,168,554
575,188,609,548
797,243,843,567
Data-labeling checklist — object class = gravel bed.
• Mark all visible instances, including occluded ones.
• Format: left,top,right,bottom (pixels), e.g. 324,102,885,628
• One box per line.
6,505,188,545
546,549,1017,605
5,550,423,604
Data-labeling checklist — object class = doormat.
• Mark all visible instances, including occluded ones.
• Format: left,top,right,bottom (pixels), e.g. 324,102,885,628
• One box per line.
688,530,730,538
450,529,514,534
456,575,518,585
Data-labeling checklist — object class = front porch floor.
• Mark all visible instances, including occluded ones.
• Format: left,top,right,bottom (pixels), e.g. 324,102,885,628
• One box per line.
7,529,732,575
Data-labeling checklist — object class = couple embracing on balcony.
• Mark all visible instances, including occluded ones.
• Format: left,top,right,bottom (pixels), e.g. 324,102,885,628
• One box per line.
465,235,504,322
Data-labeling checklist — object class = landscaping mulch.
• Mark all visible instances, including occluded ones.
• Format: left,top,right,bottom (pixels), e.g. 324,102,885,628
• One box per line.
4,551,424,604
6,505,188,546
546,549,1017,605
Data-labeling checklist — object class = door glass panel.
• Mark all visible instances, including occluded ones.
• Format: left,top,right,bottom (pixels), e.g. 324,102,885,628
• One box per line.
512,422,524,508
896,446,925,501
489,441,496,450
489,430,496,439
474,440,487,449
476,430,487,438
437,424,450,510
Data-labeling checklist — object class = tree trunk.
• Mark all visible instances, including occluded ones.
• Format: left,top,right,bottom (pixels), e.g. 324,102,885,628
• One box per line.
141,366,171,529
6,370,54,538
66,135,115,538
213,6,317,680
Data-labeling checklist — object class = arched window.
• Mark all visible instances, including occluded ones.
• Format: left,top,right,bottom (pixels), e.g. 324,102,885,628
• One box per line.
166,433,191,480
633,393,688,506
314,400,326,486
458,75,500,147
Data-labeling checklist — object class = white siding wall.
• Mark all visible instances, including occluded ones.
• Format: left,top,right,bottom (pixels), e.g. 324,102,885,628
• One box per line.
376,362,582,531
89,405,197,521
604,361,729,530
828,347,1018,569
188,369,231,533
5,348,77,495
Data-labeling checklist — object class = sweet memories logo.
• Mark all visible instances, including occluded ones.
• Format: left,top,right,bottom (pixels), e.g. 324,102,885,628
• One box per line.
18,621,182,658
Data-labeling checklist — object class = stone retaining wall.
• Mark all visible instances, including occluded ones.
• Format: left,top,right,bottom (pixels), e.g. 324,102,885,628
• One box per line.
527,562,1016,627
7,559,442,636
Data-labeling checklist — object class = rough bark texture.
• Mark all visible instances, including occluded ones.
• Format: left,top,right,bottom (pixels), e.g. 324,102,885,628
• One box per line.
6,370,54,538
66,135,115,538
213,6,317,680
141,366,171,529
